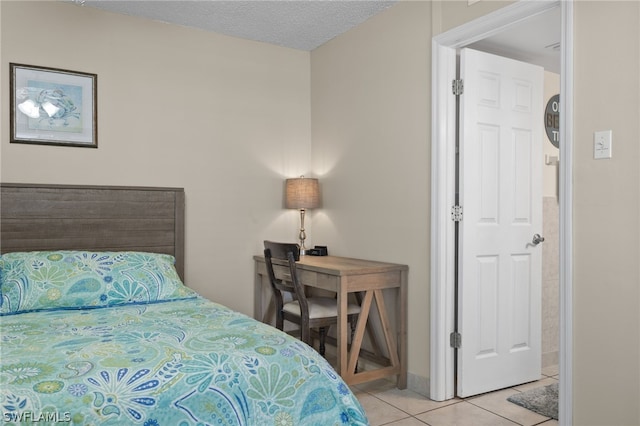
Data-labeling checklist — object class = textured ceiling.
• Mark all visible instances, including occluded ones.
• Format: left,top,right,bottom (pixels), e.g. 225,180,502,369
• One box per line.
78,1,560,71
81,0,397,51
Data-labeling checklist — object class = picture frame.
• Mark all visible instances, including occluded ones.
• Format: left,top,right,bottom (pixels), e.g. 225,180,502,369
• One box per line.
10,63,97,148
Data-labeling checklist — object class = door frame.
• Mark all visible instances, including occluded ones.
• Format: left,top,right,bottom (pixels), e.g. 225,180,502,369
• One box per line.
429,0,573,424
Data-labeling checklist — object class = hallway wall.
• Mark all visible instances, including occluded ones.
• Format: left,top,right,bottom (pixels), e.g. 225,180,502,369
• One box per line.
573,2,640,424
542,71,560,368
542,197,559,368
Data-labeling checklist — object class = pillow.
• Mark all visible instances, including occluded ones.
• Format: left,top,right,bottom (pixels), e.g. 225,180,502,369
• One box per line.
0,251,197,315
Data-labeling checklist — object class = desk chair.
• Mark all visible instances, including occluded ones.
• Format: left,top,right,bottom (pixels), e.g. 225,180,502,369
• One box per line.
263,241,361,357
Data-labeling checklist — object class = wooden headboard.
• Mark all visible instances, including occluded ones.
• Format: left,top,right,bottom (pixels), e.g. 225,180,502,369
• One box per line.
0,183,185,279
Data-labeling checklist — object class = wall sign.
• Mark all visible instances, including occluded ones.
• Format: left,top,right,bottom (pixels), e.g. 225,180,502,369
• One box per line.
544,94,559,148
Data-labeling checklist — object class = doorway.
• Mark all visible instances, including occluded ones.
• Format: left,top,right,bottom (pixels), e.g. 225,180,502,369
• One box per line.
456,47,545,397
429,1,573,425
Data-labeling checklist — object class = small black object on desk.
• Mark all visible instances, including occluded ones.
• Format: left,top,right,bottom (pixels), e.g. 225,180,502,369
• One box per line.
307,245,328,256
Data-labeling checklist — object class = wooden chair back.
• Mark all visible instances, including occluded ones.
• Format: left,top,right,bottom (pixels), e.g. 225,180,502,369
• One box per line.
263,241,310,336
263,240,360,359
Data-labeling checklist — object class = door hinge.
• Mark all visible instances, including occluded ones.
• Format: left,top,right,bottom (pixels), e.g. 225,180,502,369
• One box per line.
451,205,463,222
452,79,464,96
450,332,462,349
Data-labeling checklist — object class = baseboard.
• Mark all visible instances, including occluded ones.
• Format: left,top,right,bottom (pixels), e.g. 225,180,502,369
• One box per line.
542,351,559,369
334,354,431,398
407,372,430,398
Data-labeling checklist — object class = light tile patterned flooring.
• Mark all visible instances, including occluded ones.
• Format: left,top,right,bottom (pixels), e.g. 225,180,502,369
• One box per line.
351,365,559,426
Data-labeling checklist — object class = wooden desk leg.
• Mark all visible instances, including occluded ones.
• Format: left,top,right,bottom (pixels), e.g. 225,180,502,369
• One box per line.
337,278,348,379
398,269,408,389
348,290,373,379
354,291,384,357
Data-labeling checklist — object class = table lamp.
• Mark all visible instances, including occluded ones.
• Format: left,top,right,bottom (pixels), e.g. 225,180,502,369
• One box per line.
285,176,320,255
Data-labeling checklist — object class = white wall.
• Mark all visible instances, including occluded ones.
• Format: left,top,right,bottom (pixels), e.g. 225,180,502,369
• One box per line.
0,1,312,314
542,71,560,368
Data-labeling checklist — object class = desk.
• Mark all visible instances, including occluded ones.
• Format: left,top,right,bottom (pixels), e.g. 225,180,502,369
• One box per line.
254,255,408,389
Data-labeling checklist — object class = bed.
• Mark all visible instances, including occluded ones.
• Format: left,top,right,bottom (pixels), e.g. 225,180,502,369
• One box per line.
0,183,368,425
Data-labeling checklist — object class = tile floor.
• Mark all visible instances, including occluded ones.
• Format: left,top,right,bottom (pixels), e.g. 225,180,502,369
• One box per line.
352,365,559,426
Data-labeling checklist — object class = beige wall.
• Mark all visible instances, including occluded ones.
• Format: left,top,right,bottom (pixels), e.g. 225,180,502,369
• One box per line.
311,1,432,390
0,1,312,314
573,2,640,424
434,0,515,34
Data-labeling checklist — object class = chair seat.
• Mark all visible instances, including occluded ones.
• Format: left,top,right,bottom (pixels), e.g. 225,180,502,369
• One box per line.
283,297,361,319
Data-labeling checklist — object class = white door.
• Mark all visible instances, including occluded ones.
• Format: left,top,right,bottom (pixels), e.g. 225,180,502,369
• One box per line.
457,48,544,397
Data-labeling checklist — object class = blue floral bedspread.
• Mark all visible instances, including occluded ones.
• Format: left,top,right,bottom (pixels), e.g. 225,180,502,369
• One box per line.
0,298,368,425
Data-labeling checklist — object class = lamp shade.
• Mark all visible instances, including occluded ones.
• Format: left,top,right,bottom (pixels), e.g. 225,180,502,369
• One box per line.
285,177,320,209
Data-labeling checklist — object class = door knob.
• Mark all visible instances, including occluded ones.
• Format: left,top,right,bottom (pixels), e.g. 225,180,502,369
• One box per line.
532,234,545,245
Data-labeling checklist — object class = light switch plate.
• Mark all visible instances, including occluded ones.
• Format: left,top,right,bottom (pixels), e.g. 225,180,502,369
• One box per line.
594,130,612,159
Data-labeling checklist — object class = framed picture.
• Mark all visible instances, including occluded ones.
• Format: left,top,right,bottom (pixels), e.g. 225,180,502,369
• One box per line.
10,63,97,148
